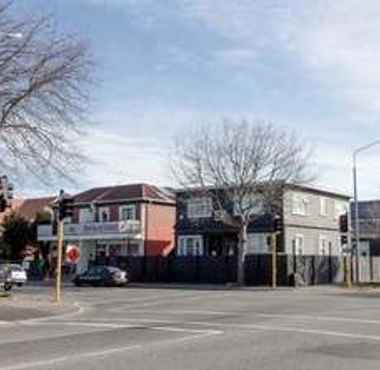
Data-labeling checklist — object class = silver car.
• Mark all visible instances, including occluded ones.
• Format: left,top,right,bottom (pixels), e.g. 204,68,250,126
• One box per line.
0,264,27,288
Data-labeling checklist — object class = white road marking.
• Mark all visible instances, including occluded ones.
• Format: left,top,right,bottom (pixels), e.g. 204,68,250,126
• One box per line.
0,325,223,369
109,294,213,313
188,321,380,342
151,326,223,335
0,344,141,370
22,321,136,329
126,309,230,316
257,313,380,325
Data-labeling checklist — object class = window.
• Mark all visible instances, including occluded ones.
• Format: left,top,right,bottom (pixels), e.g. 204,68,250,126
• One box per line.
292,193,309,216
294,234,304,255
246,233,269,254
320,197,328,216
187,197,212,218
79,208,93,223
177,236,203,256
319,235,328,255
119,205,136,221
98,207,110,222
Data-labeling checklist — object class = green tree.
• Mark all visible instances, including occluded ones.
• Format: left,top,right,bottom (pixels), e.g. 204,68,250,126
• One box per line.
1,212,34,260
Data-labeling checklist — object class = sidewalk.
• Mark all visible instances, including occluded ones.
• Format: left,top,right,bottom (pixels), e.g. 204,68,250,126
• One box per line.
27,278,74,288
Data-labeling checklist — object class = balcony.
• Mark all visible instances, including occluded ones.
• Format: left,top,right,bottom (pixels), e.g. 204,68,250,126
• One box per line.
37,220,142,241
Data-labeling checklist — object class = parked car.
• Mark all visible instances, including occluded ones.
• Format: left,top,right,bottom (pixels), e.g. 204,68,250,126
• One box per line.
8,264,28,287
73,266,128,287
0,265,13,292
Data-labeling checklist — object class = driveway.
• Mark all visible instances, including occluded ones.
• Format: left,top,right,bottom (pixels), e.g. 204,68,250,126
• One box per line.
0,285,380,369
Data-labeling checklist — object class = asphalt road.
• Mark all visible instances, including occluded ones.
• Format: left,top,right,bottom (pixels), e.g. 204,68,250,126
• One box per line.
1,285,380,369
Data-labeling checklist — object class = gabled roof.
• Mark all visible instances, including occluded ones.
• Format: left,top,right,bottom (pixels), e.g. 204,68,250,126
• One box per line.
0,196,55,224
73,183,175,205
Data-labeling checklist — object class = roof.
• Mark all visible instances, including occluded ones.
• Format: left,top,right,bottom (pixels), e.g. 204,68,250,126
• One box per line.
288,184,351,200
73,184,175,205
176,183,351,200
0,196,55,224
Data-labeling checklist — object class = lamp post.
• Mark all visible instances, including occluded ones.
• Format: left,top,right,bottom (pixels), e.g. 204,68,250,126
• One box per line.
353,139,380,283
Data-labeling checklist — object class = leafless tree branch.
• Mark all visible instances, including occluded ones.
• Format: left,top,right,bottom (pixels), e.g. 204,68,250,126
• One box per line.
0,1,95,185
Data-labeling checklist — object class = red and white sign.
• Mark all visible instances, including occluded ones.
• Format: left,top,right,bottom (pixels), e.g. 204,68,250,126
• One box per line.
66,244,80,264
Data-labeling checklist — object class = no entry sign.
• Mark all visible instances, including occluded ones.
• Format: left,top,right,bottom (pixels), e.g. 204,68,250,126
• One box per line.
66,244,80,264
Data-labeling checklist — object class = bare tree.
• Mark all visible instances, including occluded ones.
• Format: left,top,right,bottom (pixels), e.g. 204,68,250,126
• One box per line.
0,1,94,184
172,119,314,285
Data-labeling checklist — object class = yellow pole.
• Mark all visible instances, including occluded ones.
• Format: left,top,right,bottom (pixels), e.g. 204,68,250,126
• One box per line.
55,220,64,303
346,254,352,289
272,232,277,288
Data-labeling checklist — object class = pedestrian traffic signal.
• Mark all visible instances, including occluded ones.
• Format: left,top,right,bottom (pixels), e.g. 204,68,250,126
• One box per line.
58,190,74,221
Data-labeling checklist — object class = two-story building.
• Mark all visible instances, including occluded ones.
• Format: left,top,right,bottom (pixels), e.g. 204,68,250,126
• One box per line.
176,185,350,257
38,183,176,273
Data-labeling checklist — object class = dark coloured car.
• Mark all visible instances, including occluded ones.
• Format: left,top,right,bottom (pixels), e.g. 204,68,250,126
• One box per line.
73,266,128,287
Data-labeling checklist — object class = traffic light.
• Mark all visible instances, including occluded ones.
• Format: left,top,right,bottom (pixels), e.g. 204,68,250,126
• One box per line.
58,190,74,221
273,214,283,232
339,214,348,233
0,175,13,212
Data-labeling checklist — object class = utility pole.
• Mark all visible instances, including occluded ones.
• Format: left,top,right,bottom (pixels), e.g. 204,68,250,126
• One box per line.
352,139,380,283
55,219,64,303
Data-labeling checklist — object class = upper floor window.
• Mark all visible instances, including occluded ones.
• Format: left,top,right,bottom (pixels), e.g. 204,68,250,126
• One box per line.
187,197,212,218
79,208,93,223
98,207,110,222
120,205,136,221
320,197,328,216
292,193,309,216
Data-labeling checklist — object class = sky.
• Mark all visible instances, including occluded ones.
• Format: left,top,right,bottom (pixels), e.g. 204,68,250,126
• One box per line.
13,0,380,200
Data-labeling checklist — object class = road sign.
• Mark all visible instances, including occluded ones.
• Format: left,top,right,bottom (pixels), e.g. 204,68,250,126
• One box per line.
66,244,80,264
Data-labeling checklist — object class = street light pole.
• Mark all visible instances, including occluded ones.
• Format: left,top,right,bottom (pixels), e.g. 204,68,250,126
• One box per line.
352,139,380,283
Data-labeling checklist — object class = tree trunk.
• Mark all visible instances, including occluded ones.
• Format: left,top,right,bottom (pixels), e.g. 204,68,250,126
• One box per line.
237,223,248,286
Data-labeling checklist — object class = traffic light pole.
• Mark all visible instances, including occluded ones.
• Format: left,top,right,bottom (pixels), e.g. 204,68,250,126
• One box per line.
272,232,277,288
55,219,64,304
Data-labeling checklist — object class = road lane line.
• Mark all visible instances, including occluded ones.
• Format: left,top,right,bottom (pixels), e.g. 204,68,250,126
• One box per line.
256,313,380,325
0,344,142,370
0,327,223,369
187,321,380,342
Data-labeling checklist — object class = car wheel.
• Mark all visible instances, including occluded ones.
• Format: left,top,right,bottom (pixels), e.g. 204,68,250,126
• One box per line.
4,283,12,292
17,283,23,287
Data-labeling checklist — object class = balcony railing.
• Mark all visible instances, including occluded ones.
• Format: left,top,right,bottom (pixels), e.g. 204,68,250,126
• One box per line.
37,220,142,241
